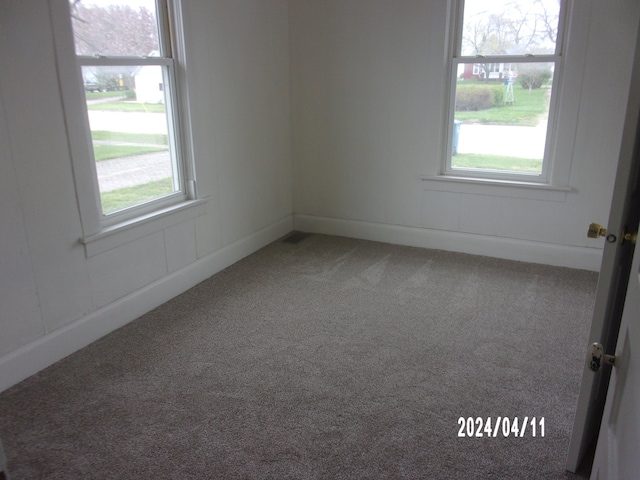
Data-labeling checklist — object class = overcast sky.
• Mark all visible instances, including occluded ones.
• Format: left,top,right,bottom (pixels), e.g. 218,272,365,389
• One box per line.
464,0,560,19
79,0,155,9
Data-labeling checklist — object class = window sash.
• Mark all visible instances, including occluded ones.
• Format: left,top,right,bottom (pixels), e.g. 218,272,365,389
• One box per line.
444,58,562,182
78,56,173,67
443,0,568,183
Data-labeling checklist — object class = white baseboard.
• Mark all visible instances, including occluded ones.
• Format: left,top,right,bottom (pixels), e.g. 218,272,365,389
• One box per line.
1,213,599,393
293,214,602,271
0,216,293,393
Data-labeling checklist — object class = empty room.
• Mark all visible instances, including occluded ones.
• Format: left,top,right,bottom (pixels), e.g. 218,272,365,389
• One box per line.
1,0,639,478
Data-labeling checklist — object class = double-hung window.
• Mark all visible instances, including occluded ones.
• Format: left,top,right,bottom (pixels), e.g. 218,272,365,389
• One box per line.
68,0,188,222
445,0,567,182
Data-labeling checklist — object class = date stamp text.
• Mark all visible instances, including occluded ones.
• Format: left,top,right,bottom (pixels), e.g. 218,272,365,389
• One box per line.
457,417,545,438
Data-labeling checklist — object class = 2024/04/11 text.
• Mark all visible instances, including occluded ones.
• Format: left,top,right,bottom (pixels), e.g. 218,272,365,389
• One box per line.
458,417,545,438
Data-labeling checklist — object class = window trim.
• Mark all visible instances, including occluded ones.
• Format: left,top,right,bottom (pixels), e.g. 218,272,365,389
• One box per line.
50,0,202,250
441,0,570,185
73,0,190,225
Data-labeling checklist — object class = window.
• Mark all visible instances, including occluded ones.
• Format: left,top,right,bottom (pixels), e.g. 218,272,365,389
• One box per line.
69,0,188,221
445,0,566,182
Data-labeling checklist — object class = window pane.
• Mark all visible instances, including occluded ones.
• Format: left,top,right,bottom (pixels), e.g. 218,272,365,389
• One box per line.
452,62,554,175
461,0,561,56
83,65,179,214
70,0,160,57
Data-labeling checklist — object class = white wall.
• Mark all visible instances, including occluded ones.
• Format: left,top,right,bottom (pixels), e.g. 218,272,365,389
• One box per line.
0,0,292,392
290,0,640,270
2,0,639,392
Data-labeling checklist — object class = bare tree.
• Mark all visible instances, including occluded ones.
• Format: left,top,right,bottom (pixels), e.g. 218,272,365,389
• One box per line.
462,0,559,57
536,0,560,45
508,3,538,51
70,2,159,57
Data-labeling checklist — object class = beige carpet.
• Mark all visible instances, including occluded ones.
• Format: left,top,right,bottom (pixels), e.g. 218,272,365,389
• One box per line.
0,234,596,479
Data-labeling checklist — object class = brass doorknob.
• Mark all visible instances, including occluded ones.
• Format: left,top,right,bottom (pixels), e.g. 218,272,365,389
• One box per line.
587,343,617,372
587,223,607,239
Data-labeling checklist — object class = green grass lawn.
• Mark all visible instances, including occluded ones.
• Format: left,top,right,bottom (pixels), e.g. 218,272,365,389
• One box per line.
91,130,168,161
452,153,542,173
87,101,166,113
92,130,168,145
455,82,550,126
101,178,174,214
93,144,167,162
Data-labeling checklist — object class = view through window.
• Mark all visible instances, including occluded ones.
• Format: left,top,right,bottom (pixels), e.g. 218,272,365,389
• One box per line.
69,0,182,216
448,0,563,178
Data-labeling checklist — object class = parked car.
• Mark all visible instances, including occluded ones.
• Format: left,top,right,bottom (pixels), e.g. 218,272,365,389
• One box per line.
84,81,105,92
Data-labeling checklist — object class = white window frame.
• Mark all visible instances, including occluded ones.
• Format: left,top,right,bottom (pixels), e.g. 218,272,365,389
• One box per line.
442,0,570,184
50,0,204,255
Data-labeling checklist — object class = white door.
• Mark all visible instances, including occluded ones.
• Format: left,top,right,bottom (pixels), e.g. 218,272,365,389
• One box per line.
589,216,640,479
566,13,640,472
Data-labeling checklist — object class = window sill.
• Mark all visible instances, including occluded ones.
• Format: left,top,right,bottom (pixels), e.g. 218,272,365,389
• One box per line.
81,197,209,258
420,175,573,202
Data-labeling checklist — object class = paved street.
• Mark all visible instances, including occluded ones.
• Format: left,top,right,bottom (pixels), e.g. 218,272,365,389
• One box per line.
88,110,168,135
457,121,547,159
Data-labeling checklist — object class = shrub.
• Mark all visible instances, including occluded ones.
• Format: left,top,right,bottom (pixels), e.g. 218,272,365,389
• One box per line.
518,65,552,90
489,87,504,106
455,87,493,111
455,86,504,111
